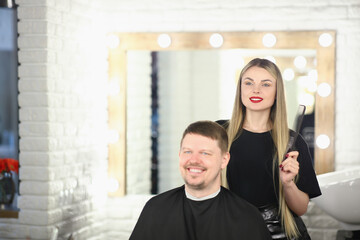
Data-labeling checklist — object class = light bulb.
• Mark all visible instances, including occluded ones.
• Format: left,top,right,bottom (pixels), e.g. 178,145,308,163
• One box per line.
108,129,119,144
209,33,224,48
264,56,276,64
317,83,331,97
106,34,120,49
316,134,330,149
294,56,307,69
298,93,315,106
283,68,295,81
107,178,120,192
108,79,120,96
319,33,333,47
262,33,276,48
308,69,318,82
157,34,171,48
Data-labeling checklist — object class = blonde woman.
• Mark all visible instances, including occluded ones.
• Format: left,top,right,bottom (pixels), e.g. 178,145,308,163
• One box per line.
217,58,321,239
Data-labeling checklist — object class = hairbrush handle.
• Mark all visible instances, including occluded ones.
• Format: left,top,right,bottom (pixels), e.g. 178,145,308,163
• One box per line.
283,105,306,160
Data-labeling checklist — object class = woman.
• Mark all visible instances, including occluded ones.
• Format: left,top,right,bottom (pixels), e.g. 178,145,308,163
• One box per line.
217,58,321,239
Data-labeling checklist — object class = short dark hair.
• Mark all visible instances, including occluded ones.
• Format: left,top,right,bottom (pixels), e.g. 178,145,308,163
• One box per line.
180,121,228,153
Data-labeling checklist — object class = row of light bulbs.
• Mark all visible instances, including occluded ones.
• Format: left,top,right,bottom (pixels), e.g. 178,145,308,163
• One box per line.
107,32,333,49
153,32,334,49
280,57,331,150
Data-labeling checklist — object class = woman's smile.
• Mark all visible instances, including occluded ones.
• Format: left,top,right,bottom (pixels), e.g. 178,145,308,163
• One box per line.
250,97,263,103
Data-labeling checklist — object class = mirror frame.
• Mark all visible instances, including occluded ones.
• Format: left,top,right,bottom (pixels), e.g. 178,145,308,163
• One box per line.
108,31,336,196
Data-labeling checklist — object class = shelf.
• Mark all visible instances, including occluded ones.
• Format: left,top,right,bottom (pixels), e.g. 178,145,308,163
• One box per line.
0,206,19,218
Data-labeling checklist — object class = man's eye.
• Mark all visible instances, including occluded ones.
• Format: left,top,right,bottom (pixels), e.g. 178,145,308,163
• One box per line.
201,152,210,155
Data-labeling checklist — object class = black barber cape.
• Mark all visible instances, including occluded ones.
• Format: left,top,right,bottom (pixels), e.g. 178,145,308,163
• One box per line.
129,185,271,240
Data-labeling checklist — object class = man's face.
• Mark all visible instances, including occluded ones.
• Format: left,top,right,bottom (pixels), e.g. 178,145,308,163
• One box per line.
179,133,229,194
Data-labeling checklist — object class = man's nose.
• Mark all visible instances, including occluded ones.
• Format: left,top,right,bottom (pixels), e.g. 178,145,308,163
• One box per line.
189,153,200,163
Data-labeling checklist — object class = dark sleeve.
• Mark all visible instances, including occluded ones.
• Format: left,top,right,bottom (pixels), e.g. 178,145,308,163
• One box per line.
215,119,228,128
215,119,229,130
294,133,322,198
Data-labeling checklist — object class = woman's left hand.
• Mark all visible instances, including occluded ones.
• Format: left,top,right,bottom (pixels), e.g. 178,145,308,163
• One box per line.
279,151,299,186
279,151,310,216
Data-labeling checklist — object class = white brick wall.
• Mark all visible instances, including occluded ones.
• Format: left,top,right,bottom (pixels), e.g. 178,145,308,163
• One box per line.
0,0,359,239
1,0,109,239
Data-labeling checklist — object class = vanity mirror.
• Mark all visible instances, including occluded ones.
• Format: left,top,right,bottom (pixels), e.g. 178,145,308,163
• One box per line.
107,31,335,196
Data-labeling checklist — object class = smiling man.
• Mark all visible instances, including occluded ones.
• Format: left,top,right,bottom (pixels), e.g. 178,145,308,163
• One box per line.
129,121,271,240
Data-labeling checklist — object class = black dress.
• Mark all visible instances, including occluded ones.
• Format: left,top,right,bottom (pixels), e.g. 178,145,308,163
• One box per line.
217,120,322,239
130,186,272,240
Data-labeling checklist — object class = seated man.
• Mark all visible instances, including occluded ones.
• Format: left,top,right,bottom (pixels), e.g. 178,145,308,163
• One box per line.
130,120,271,240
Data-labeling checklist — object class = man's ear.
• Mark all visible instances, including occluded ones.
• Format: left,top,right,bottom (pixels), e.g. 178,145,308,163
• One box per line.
221,152,230,169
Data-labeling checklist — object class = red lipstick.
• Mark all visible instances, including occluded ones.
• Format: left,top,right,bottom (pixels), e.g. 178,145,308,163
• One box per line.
249,97,263,103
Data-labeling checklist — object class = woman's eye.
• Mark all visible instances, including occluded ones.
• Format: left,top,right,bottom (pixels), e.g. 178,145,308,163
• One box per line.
243,81,252,86
262,81,273,87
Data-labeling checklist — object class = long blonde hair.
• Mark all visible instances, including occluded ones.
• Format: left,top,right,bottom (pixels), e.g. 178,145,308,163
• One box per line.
222,58,299,239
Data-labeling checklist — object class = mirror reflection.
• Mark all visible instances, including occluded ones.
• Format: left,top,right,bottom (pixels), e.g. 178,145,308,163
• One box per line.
126,49,317,194
107,31,335,196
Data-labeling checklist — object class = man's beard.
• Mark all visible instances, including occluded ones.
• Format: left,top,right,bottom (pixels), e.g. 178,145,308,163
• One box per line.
184,179,206,190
